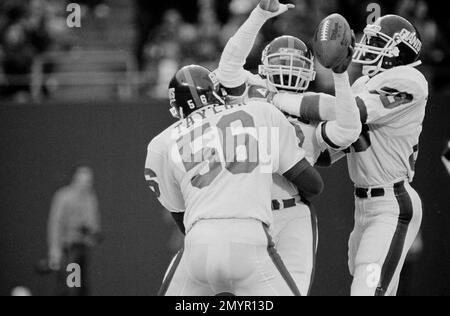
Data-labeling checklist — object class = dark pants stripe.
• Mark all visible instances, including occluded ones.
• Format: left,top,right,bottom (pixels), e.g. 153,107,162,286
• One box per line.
263,225,302,296
376,183,414,296
307,203,319,296
157,248,184,296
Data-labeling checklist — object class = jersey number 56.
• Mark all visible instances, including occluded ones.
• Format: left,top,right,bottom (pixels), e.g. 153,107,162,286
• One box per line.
177,110,260,189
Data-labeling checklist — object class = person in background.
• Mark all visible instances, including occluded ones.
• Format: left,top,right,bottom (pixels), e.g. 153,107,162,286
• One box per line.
396,0,445,90
276,0,323,49
47,165,101,296
0,0,55,101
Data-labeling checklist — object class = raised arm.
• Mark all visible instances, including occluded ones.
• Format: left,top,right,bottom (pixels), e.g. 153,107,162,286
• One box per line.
273,92,337,121
216,0,294,92
316,71,362,150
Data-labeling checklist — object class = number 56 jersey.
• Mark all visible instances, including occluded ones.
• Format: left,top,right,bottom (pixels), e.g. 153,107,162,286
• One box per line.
145,101,306,233
348,66,429,187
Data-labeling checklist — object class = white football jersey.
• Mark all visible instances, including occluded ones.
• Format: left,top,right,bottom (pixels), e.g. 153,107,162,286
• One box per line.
347,66,429,187
145,101,306,233
244,84,324,201
272,117,324,200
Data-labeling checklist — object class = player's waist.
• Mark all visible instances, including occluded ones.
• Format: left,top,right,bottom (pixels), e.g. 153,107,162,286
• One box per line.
354,180,410,199
271,196,310,211
187,219,270,245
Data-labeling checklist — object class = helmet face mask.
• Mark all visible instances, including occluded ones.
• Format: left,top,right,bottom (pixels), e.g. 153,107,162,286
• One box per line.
353,15,422,76
353,25,400,65
260,36,316,92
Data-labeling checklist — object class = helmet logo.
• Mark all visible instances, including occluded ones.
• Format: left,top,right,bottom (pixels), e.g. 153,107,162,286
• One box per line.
169,88,176,105
396,29,422,53
208,72,220,90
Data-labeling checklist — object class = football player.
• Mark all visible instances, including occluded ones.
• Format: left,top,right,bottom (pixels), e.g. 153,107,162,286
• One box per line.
214,0,362,296
146,64,324,296
273,15,428,296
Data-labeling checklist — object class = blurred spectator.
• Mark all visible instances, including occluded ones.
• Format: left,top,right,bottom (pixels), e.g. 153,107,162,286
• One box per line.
134,0,199,72
48,166,101,296
275,0,323,49
11,287,33,296
150,10,186,98
77,0,110,18
0,0,68,101
397,0,444,65
397,0,450,91
0,1,47,100
1,0,447,101
195,0,222,67
139,0,224,97
134,1,167,71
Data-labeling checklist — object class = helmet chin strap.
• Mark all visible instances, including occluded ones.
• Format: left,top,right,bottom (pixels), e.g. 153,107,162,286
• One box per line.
362,62,383,77
408,60,422,68
213,91,226,105
265,78,281,93
363,59,423,77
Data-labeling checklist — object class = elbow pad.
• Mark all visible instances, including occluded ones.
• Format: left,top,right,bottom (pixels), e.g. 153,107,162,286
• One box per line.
284,159,324,199
317,121,362,150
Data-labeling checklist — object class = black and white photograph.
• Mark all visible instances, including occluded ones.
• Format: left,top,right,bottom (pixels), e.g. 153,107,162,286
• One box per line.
0,0,449,300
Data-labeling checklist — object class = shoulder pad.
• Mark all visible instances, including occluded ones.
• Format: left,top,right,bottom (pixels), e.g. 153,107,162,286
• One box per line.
367,66,428,100
352,75,370,88
148,122,179,154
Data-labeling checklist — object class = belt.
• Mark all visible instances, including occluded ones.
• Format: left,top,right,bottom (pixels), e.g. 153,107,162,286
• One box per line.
355,181,406,199
272,198,297,211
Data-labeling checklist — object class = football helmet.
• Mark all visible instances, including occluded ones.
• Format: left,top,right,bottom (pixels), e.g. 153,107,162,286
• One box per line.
259,36,316,92
353,15,422,76
168,65,225,119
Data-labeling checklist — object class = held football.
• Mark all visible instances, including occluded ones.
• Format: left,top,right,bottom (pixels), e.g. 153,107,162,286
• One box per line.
313,14,352,69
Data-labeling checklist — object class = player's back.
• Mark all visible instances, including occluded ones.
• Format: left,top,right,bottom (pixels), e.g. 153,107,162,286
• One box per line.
245,84,325,200
148,100,298,233
348,66,429,187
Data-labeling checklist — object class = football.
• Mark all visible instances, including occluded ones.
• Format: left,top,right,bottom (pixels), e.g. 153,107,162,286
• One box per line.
313,14,352,69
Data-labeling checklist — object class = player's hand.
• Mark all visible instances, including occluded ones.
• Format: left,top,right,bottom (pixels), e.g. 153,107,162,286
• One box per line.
48,251,62,271
332,30,356,74
267,91,277,104
259,0,295,19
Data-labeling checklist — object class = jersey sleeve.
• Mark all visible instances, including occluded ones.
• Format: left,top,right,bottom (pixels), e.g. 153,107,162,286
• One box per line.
273,92,337,122
247,84,273,100
271,107,307,175
145,143,185,213
215,7,271,89
315,72,362,151
315,148,346,167
358,66,429,125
